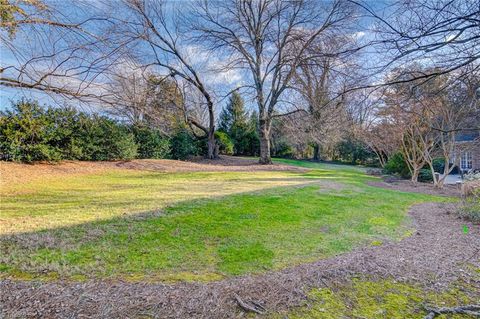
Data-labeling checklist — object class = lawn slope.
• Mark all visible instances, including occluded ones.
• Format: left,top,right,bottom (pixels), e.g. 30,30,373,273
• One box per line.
0,159,448,281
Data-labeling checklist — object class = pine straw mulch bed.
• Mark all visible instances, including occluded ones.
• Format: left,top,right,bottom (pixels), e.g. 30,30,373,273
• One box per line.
117,156,308,173
1,198,479,318
367,177,462,197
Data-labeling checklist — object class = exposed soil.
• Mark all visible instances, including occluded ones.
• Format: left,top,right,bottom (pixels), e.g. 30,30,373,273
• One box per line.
1,201,478,318
117,156,307,173
0,156,306,188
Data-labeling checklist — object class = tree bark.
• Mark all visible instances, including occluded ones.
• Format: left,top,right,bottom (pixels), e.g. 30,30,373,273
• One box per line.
313,143,320,161
207,132,217,159
206,99,218,160
411,166,420,183
187,115,217,160
258,119,272,164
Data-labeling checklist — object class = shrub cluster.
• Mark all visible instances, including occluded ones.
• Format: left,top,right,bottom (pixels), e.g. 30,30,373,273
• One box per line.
459,173,480,223
215,131,234,155
336,137,377,165
0,100,200,162
170,128,201,160
383,152,434,182
383,153,411,178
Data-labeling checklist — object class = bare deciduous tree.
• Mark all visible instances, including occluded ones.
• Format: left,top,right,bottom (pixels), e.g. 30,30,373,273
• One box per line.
353,0,480,86
1,0,119,103
377,67,479,185
107,63,185,135
192,0,355,164
381,73,434,183
411,72,479,187
109,0,220,158
357,119,400,168
292,55,349,161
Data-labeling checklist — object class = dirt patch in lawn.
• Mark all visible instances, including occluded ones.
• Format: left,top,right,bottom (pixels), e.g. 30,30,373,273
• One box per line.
2,202,478,318
0,161,114,189
116,156,307,173
0,156,306,188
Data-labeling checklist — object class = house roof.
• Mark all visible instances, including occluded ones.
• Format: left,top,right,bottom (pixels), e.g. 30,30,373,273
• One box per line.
456,130,480,142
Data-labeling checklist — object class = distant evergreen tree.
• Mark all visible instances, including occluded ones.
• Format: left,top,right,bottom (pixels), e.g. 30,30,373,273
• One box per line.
245,110,260,156
218,107,231,133
218,91,253,155
248,110,259,132
218,91,248,133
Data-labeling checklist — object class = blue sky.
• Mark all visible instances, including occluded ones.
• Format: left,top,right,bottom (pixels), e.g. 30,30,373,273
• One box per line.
0,0,393,113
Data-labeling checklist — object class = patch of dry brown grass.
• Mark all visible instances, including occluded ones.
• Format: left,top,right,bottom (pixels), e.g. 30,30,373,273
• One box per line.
0,159,312,235
0,157,305,192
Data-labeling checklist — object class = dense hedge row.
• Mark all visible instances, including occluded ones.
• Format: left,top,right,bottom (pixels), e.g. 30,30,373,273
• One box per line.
0,100,200,162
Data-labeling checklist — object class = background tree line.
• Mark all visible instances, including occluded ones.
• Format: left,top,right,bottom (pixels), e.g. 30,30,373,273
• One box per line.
0,93,377,165
1,0,479,188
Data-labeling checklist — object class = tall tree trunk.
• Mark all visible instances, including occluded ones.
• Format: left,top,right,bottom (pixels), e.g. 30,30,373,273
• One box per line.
206,101,218,160
374,149,387,168
427,160,440,188
258,119,272,164
313,143,320,161
435,157,452,189
187,117,217,159
207,132,216,159
411,166,420,183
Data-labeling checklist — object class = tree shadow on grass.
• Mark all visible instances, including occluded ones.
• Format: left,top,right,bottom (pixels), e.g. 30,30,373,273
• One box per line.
1,182,327,278
0,178,437,282
1,172,324,230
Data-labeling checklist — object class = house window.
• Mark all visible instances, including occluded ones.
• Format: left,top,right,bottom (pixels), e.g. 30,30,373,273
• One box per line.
460,151,472,170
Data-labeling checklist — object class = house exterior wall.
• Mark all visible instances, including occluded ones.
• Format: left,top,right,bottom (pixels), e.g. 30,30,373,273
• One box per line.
455,141,480,171
472,143,480,171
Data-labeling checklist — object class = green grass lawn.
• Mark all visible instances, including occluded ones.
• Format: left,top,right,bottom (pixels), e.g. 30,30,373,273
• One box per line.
0,160,448,282
1,170,311,234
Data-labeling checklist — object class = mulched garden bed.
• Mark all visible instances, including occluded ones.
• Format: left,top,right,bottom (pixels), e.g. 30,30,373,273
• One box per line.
2,200,478,318
367,178,462,197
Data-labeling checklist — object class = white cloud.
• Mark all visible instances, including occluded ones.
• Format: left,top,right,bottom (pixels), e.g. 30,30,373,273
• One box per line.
353,31,366,39
181,45,244,87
